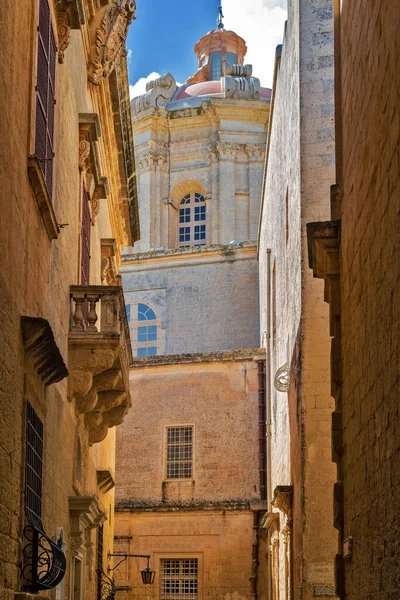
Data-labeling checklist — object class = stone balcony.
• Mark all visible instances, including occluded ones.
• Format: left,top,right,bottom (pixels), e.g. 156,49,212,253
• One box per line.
68,285,133,445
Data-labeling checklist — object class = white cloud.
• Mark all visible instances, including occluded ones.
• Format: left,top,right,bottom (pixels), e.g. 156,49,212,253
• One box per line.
222,0,287,88
129,71,161,99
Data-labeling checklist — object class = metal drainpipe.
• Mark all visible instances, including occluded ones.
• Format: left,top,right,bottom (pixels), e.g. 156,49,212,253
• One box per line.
251,359,267,600
266,248,273,600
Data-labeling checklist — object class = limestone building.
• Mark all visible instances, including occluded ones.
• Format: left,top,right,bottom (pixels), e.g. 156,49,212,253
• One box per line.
0,1,138,599
115,19,271,600
258,1,338,598
307,0,400,598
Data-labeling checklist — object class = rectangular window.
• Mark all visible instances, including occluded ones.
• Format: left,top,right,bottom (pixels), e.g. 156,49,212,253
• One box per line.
210,51,222,80
227,52,237,65
160,559,198,600
194,225,206,242
166,427,193,479
194,206,205,221
35,0,57,196
25,401,44,526
137,346,157,357
138,325,157,342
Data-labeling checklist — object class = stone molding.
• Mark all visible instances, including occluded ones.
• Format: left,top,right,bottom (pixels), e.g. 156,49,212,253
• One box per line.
101,238,120,285
27,156,60,241
69,496,105,559
88,0,136,86
21,317,68,386
263,511,280,535
136,145,168,173
272,485,293,518
246,143,265,162
97,469,116,493
216,142,239,161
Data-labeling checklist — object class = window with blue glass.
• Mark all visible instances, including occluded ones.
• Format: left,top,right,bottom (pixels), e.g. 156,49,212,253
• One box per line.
135,303,159,357
226,52,237,66
126,304,131,322
178,192,206,248
210,52,222,80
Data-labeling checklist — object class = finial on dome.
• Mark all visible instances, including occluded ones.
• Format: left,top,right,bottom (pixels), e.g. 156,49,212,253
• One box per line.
217,4,224,29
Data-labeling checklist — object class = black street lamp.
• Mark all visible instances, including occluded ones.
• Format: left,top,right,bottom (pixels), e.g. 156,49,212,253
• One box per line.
107,553,156,585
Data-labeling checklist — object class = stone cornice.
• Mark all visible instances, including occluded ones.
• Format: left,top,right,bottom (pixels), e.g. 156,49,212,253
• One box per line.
129,348,265,369
116,499,255,512
121,242,258,271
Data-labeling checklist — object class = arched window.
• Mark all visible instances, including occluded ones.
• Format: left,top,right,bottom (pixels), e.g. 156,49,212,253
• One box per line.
178,192,206,247
129,302,160,357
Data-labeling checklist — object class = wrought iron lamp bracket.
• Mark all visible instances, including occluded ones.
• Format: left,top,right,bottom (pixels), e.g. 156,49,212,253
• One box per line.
107,553,151,573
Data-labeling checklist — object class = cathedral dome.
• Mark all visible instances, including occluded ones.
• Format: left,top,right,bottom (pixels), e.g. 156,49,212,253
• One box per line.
175,81,271,101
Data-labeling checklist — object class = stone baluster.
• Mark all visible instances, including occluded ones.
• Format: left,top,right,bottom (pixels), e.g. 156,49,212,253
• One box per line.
86,295,99,332
72,293,85,331
101,293,120,334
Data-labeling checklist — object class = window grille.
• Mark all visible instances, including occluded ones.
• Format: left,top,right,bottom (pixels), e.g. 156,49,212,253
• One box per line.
178,193,206,248
35,0,56,196
25,402,44,528
166,427,193,479
160,559,198,600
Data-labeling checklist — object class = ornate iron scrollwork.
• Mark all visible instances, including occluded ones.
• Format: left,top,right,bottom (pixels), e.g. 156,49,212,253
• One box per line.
22,512,66,592
98,566,116,600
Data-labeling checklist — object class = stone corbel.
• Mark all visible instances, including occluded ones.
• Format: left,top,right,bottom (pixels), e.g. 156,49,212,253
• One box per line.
79,140,91,171
88,0,136,86
272,485,293,520
261,511,280,536
101,238,119,285
97,469,116,493
57,12,71,64
216,142,239,161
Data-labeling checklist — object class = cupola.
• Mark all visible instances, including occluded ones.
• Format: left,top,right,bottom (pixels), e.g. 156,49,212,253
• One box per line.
187,6,247,84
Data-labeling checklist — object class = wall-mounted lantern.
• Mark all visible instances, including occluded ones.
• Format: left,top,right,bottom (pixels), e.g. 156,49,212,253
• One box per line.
107,553,156,585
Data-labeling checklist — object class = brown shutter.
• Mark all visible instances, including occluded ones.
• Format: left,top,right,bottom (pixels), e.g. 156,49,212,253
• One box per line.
81,185,91,285
35,0,56,197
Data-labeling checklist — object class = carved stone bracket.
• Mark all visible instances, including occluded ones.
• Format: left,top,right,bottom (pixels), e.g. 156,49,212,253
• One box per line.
217,142,239,161
136,154,156,174
261,511,280,536
246,143,265,162
101,238,119,285
79,140,91,171
57,12,71,64
272,485,293,518
21,316,68,386
88,0,136,86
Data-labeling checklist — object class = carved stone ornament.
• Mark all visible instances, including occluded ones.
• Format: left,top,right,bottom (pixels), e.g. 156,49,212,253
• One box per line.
57,12,71,64
88,0,136,86
246,143,265,162
131,73,177,114
79,140,91,171
217,142,239,161
136,154,156,174
274,362,291,392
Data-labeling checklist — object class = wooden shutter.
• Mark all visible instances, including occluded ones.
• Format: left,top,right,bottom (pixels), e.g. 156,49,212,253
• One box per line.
81,185,91,285
35,0,56,197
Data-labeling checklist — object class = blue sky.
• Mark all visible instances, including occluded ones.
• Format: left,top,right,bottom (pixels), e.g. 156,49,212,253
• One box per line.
126,0,287,98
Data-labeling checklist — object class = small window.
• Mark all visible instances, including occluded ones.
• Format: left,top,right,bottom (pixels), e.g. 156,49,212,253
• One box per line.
166,426,193,479
178,193,206,248
210,51,222,80
131,303,159,357
160,559,198,600
226,52,237,65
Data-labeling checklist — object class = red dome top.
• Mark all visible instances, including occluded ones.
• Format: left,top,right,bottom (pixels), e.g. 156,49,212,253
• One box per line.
175,81,271,101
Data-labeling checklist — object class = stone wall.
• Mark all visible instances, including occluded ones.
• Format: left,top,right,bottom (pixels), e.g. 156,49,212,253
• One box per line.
121,244,259,354
0,1,135,598
115,352,267,599
258,0,337,597
338,1,400,597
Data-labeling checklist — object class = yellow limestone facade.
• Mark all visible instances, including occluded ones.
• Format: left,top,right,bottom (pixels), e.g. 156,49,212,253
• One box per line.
0,1,138,599
116,24,271,600
258,1,338,599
